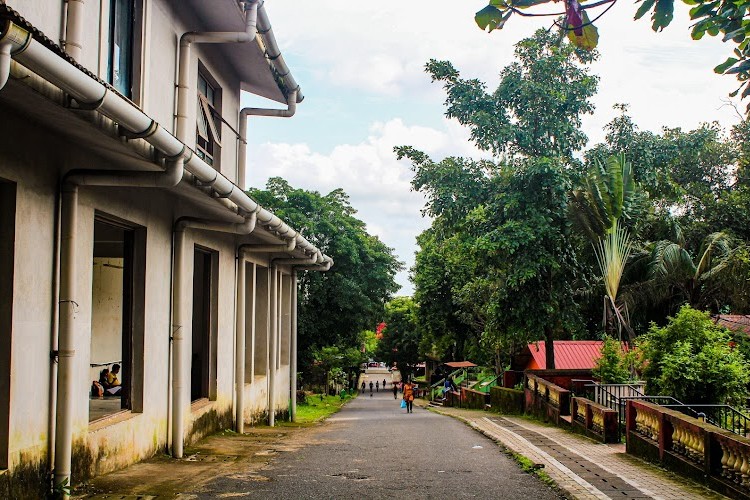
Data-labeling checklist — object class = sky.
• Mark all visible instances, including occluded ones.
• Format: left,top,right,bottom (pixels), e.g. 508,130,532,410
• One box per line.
242,1,744,296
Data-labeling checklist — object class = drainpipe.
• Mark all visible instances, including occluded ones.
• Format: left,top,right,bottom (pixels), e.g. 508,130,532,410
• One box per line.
0,23,30,91
290,270,297,421
268,265,277,426
237,90,297,189
63,0,85,62
175,0,259,143
52,157,186,495
171,212,257,458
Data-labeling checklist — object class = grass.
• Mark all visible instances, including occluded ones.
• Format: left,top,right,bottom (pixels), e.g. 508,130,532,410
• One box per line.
286,393,354,424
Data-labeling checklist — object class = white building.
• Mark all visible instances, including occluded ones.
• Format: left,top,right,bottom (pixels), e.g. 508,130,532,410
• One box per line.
0,1,331,496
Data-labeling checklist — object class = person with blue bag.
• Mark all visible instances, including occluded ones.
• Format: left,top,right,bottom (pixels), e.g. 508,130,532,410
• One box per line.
402,379,415,413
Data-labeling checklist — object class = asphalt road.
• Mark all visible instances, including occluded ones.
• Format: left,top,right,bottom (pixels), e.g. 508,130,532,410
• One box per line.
237,372,562,499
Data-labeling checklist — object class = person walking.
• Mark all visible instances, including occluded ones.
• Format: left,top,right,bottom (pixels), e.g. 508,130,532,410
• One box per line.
375,381,379,392
361,380,366,393
382,378,387,388
369,381,374,396
392,381,398,399
403,379,415,414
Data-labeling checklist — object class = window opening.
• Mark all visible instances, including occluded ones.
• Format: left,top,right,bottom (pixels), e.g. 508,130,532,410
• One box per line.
196,72,222,167
107,0,135,98
253,267,269,379
191,248,217,402
0,180,16,469
89,219,134,422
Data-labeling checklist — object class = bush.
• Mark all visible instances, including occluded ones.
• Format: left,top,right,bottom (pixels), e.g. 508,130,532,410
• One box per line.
592,337,632,384
640,305,750,406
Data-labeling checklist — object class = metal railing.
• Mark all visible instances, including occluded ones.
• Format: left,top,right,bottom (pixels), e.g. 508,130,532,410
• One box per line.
581,381,750,437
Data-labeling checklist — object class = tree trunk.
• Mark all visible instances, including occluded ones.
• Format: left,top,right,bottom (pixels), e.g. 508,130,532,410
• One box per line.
544,325,555,369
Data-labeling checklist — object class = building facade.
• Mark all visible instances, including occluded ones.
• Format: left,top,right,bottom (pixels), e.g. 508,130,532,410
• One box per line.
0,1,330,496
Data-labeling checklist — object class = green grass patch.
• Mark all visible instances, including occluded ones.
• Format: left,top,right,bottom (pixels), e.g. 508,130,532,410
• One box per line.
286,393,354,424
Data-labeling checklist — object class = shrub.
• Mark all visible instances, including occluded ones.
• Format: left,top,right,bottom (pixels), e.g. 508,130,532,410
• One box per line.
592,337,631,384
640,305,750,405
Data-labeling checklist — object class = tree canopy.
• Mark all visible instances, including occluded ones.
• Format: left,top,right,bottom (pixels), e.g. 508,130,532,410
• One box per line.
248,178,403,378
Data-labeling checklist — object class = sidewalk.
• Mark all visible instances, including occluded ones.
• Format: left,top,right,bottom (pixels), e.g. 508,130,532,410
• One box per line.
425,404,727,500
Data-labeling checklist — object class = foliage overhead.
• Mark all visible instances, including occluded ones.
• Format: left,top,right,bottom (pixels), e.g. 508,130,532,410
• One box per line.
375,297,422,374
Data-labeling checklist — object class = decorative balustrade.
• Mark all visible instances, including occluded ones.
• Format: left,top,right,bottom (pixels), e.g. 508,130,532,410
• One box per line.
627,400,750,499
575,397,586,424
668,416,705,464
571,397,619,443
524,374,570,422
633,402,660,442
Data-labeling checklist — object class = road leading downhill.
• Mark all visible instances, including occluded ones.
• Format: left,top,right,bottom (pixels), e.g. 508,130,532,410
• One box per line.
243,372,562,499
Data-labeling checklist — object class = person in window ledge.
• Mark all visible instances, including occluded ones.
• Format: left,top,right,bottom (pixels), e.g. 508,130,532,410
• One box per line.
105,364,122,395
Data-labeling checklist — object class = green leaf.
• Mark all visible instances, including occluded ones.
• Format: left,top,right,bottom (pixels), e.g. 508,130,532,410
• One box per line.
714,57,739,74
475,5,510,32
567,12,599,51
652,0,674,31
634,0,657,20
726,59,750,74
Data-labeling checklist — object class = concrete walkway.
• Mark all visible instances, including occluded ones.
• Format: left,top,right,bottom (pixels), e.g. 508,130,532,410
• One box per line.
429,404,727,500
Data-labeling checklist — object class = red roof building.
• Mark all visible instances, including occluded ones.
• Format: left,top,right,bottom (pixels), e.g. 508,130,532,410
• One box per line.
714,315,750,336
513,341,605,371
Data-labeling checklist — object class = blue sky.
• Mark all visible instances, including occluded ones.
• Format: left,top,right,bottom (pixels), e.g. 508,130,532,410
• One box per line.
243,1,742,295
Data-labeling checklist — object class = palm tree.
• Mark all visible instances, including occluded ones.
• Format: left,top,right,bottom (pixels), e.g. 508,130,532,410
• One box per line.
570,154,642,342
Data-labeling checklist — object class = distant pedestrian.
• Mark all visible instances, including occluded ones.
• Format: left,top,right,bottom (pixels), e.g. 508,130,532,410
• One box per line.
369,381,374,395
382,379,387,388
376,381,379,392
392,382,398,399
403,380,415,414
361,381,366,392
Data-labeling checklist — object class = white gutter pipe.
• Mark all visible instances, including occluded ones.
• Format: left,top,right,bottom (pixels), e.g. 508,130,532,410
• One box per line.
237,90,297,189
171,212,257,458
0,19,324,259
0,41,11,90
256,1,303,103
175,0,259,143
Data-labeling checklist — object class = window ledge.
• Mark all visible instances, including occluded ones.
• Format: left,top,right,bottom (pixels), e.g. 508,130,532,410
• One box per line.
190,398,212,413
88,410,139,433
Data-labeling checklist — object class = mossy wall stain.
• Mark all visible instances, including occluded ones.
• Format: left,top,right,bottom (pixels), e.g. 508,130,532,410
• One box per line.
186,407,233,446
0,452,49,499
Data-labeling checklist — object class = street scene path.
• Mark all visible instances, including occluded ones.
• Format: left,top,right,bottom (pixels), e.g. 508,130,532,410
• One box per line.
223,371,562,499
79,368,726,499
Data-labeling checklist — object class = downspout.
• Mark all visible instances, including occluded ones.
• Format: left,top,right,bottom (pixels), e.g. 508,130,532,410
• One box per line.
62,0,85,62
237,90,297,189
175,0,259,142
171,212,257,458
53,157,185,495
268,265,277,426
290,270,297,421
0,23,31,91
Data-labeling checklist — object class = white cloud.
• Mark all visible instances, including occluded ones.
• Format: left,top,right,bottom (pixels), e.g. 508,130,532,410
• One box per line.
249,118,487,294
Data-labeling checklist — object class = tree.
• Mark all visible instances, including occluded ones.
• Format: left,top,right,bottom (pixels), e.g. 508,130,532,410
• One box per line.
248,178,403,379
592,338,633,384
640,305,750,405
569,154,644,341
375,297,422,376
425,29,598,160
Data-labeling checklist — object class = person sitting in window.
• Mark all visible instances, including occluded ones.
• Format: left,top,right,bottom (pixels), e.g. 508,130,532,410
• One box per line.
104,364,122,396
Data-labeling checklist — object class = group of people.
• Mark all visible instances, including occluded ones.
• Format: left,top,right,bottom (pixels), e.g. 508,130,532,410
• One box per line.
360,377,416,413
91,364,122,397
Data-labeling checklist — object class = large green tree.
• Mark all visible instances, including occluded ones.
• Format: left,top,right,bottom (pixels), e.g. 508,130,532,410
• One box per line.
248,178,403,378
375,297,421,375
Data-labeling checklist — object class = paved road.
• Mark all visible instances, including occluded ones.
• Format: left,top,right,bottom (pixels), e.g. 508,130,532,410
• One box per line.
236,373,562,499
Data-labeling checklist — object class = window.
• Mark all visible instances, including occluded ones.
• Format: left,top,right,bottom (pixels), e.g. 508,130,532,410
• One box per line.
0,180,15,468
253,267,269,379
196,72,222,168
89,217,145,422
107,0,135,98
191,247,218,402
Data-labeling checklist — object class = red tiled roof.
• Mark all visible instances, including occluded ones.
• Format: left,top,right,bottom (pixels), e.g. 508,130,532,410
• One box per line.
444,361,478,368
526,341,604,370
715,315,750,335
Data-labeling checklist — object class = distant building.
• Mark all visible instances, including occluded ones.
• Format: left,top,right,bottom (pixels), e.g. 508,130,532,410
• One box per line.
0,1,330,495
714,315,750,336
512,341,605,371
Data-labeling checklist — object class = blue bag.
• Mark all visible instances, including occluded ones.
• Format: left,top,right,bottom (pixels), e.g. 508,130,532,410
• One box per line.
400,399,407,408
